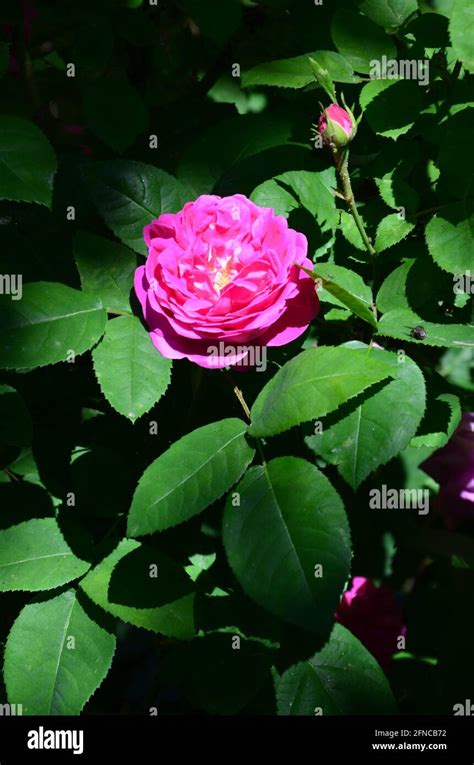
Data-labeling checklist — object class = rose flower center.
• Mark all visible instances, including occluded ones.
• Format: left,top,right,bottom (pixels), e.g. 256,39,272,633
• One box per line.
205,242,240,294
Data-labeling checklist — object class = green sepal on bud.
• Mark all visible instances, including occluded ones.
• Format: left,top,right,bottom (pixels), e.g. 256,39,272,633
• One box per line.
308,57,337,103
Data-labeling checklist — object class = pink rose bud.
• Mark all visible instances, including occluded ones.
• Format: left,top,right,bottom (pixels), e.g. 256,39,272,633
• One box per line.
318,103,356,148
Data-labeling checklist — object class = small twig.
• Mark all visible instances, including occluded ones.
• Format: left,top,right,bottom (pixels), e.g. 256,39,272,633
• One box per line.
415,204,450,218
223,369,266,465
223,369,251,420
3,468,20,482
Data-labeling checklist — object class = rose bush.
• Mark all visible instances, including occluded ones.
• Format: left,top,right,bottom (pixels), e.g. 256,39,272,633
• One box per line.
0,0,473,727
135,194,318,368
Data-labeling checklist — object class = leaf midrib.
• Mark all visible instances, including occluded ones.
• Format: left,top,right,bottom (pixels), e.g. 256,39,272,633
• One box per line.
268,362,388,404
140,427,246,514
0,551,75,570
262,465,314,605
48,594,76,715
349,406,363,487
93,172,158,221
2,305,102,331
0,155,51,200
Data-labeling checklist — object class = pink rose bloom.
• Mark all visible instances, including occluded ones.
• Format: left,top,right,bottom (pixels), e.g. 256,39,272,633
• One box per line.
421,412,474,524
318,103,355,147
134,194,319,369
335,577,406,671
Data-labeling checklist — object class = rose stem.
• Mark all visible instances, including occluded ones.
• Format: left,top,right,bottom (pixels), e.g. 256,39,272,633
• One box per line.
334,147,377,258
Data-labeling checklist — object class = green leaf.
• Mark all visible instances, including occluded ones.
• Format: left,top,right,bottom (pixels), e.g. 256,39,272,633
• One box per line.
4,589,115,714
425,203,474,274
242,50,358,89
222,458,351,632
375,259,416,313
369,143,420,214
0,385,32,447
339,209,367,251
186,553,217,583
359,0,418,32
375,213,415,252
74,230,136,313
438,347,474,391
376,258,436,313
273,169,338,232
251,169,337,233
92,315,171,423
83,75,148,153
208,75,252,114
0,518,90,592
248,346,394,438
375,175,419,213
275,623,397,714
360,79,422,140
331,10,396,74
325,307,352,322
449,0,474,73
308,263,377,328
0,282,107,370
0,116,56,207
250,179,300,217
306,345,426,489
410,393,462,450
377,308,474,348
177,113,297,196
84,160,189,254
127,418,255,536
80,539,195,639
